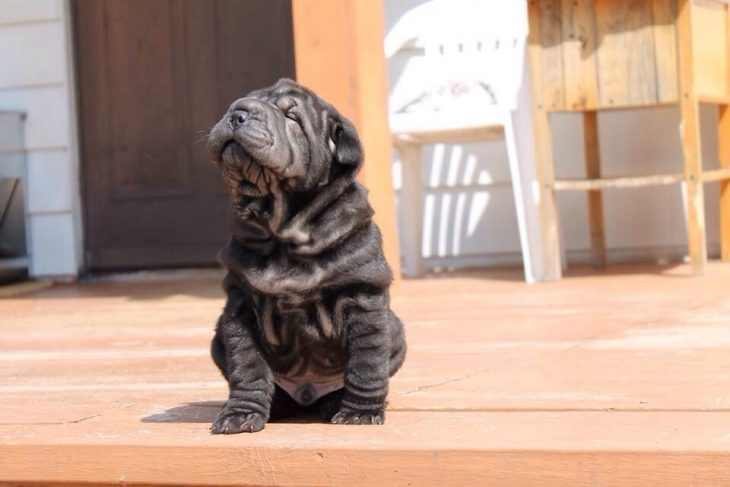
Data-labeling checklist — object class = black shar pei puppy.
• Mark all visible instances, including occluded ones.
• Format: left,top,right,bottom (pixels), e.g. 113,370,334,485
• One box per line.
207,78,406,433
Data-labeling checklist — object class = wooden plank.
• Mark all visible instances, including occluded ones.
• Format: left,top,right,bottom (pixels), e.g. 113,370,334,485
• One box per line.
624,0,661,106
677,0,708,276
594,0,626,107
531,0,566,111
595,0,659,107
5,412,730,486
292,0,401,281
389,348,730,412
527,0,563,280
691,0,729,99
719,106,730,261
702,167,730,182
652,0,680,103
554,173,684,190
549,100,676,113
560,0,599,110
582,112,606,268
5,266,730,410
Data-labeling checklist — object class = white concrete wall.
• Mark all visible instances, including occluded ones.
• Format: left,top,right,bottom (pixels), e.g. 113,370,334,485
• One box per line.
0,0,82,276
385,0,721,271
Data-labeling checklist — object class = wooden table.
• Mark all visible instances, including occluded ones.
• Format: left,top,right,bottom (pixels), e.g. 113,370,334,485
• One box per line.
527,0,730,279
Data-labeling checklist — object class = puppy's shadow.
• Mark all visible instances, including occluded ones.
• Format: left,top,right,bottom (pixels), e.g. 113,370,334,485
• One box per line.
140,401,327,424
141,401,222,423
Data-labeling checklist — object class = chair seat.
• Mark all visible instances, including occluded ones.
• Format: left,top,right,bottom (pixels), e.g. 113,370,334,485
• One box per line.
389,106,506,144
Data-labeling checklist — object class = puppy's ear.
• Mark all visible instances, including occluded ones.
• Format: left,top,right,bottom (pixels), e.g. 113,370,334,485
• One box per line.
329,115,363,169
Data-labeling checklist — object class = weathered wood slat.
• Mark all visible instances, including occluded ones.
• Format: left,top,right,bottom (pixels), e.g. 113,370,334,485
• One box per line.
625,0,661,105
554,173,684,190
560,0,599,110
652,0,680,103
702,167,730,182
552,168,730,189
582,112,606,268
4,412,730,486
595,0,659,107
533,0,566,111
678,0,708,276
691,0,729,98
594,0,623,106
549,100,676,113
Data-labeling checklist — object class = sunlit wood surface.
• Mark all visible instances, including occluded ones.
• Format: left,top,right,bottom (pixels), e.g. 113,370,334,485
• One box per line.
3,264,730,485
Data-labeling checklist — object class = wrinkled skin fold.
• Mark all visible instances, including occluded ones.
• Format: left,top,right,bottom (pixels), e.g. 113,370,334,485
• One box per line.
207,79,406,433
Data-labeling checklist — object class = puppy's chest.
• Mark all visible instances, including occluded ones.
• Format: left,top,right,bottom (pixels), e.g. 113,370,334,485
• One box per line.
248,292,347,405
249,293,344,362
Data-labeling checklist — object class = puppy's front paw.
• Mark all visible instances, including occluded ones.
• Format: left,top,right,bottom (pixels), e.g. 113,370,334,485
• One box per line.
210,407,267,434
330,408,385,425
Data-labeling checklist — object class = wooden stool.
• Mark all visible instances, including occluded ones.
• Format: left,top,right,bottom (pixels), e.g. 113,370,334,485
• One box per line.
527,0,730,279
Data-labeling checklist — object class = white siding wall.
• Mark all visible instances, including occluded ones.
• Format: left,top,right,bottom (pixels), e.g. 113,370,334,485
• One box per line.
386,0,721,271
0,0,81,276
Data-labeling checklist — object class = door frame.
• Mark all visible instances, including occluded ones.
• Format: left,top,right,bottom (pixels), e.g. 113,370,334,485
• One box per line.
64,0,86,277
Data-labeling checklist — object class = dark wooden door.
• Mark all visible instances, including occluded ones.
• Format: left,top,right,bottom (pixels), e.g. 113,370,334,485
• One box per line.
73,0,295,270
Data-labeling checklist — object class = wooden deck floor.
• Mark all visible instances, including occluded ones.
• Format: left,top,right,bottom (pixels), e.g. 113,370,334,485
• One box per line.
3,264,730,485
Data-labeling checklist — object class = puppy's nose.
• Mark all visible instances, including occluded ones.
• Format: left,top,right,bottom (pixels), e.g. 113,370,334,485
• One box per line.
229,110,248,129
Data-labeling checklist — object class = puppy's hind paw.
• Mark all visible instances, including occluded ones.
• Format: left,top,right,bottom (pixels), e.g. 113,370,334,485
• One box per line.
330,408,385,425
210,408,267,434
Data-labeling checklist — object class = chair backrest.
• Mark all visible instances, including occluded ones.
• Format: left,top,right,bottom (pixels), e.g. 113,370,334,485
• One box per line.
385,0,528,109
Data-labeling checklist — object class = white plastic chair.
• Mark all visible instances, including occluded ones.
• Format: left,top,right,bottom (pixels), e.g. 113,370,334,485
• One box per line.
386,0,543,281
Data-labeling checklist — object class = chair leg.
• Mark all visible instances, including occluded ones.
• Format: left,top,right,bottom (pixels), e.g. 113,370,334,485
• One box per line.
680,99,707,275
719,105,730,262
531,108,563,281
504,111,538,282
396,142,425,277
583,111,606,268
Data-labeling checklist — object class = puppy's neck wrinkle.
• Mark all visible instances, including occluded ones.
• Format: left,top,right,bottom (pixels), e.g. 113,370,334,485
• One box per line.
222,176,384,297
229,190,307,248
230,175,361,255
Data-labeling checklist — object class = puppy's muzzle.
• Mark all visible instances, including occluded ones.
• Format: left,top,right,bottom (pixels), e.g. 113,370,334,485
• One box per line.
229,110,249,129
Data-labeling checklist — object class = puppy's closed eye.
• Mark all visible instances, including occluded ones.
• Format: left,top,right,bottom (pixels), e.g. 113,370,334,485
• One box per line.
276,98,300,123
285,108,300,123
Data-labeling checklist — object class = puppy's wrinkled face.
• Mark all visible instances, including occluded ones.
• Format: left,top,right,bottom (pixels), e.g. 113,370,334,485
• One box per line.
208,78,362,198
